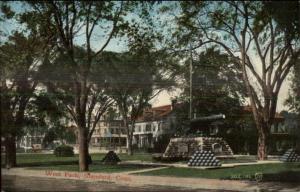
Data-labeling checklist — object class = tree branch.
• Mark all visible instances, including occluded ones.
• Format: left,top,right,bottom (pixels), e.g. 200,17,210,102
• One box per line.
94,2,123,57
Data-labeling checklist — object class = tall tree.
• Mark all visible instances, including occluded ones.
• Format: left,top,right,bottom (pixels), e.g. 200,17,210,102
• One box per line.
0,32,47,167
100,47,174,155
0,2,53,167
173,48,245,135
25,1,139,171
168,1,300,160
99,17,176,155
99,2,176,155
39,47,113,170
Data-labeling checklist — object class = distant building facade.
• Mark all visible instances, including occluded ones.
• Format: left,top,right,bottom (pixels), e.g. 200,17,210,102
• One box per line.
234,106,299,155
90,120,127,152
132,104,177,150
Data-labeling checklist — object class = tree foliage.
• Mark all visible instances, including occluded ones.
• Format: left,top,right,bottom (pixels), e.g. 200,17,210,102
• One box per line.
166,1,300,160
173,48,245,136
0,30,48,167
285,62,300,114
99,40,176,155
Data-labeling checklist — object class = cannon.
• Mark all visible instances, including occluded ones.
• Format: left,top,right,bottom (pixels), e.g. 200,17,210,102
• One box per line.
187,114,225,136
190,114,225,123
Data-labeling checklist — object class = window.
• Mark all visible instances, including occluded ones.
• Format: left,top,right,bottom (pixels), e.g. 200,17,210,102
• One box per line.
121,129,126,134
146,124,151,132
157,123,161,131
152,125,156,132
135,125,140,132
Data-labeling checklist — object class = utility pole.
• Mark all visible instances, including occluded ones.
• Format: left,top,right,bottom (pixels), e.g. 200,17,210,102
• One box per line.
189,45,193,120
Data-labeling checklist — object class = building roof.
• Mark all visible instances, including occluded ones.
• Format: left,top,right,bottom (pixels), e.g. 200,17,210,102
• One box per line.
242,105,284,120
136,104,176,122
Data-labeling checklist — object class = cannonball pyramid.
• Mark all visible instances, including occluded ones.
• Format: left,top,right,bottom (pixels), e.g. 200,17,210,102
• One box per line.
280,149,300,162
101,151,121,164
188,150,221,167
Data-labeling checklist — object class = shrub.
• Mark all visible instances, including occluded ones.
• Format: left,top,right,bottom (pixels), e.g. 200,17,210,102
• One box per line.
54,145,74,157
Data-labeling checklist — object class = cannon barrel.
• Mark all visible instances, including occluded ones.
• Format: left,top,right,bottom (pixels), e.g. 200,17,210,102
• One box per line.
190,114,225,123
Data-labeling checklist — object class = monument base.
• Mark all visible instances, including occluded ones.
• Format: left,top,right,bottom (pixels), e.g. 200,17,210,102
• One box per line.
163,137,233,159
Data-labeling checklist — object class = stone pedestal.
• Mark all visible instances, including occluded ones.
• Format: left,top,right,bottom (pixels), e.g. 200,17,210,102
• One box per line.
163,137,233,159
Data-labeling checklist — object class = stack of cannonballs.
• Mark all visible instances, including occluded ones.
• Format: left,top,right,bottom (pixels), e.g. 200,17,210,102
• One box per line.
188,150,221,167
101,151,121,165
280,149,300,162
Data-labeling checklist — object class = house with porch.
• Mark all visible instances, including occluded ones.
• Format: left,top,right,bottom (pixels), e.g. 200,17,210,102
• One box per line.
90,119,127,153
132,104,177,151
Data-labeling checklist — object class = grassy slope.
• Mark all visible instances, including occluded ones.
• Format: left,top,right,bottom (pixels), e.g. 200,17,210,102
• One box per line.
29,164,155,173
137,163,300,182
1,153,153,166
1,153,154,173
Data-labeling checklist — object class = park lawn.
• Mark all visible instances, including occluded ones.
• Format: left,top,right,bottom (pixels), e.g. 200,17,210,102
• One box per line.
28,163,157,173
88,153,153,162
136,163,300,182
1,153,79,167
220,156,257,164
1,152,153,167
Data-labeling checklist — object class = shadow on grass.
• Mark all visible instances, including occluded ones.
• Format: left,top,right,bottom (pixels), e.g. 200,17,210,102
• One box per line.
263,170,300,182
13,160,164,171
16,160,79,167
15,160,117,167
26,162,167,173
93,161,165,169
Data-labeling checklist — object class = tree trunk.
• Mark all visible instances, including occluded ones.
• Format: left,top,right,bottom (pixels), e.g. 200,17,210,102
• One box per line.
5,135,17,168
124,118,134,156
127,121,136,156
78,128,89,171
257,126,269,160
127,135,133,156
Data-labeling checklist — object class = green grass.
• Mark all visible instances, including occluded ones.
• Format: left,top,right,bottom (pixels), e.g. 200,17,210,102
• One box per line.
220,156,257,164
1,153,78,167
1,152,153,167
1,152,155,174
136,163,300,182
118,153,153,162
2,153,300,182
29,163,157,173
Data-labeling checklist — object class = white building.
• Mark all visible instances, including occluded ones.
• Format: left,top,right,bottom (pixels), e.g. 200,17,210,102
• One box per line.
133,104,177,149
89,104,178,152
90,119,127,152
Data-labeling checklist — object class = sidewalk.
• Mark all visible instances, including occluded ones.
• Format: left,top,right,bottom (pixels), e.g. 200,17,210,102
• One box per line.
121,159,282,169
3,167,299,191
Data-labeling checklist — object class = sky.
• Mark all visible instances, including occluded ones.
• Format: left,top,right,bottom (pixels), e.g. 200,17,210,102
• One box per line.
150,76,292,112
1,1,294,112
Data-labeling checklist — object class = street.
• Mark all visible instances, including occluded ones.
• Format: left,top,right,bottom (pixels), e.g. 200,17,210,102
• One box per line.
1,175,224,192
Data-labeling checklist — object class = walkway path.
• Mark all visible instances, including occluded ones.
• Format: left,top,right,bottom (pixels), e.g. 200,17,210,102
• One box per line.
121,160,283,169
2,175,205,192
2,167,299,191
